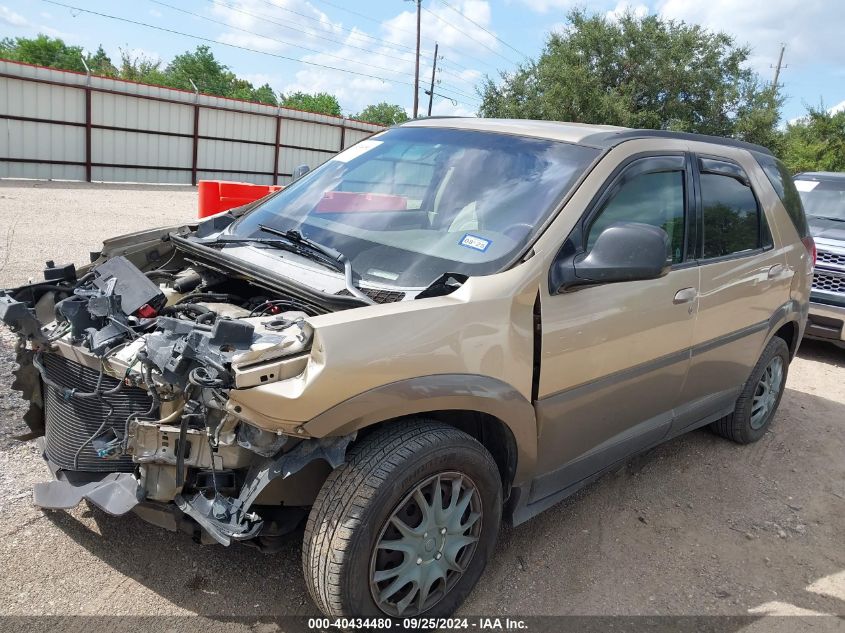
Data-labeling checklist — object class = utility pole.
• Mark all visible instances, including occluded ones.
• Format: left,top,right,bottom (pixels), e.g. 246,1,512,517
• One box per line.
413,0,421,118
772,43,787,88
427,42,439,117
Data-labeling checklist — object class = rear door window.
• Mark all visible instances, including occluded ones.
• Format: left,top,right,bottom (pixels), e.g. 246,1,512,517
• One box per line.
699,159,765,259
753,153,810,237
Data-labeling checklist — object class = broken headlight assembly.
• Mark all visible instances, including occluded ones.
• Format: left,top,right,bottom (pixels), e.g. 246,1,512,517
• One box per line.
0,242,347,549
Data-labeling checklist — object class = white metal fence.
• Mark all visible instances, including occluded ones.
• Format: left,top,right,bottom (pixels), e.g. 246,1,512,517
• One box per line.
0,59,383,185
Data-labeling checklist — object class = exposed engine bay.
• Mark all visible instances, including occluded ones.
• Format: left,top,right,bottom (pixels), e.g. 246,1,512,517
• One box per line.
0,220,359,549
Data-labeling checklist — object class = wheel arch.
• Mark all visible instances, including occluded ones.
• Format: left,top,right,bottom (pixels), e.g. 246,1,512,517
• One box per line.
765,298,807,359
301,374,538,489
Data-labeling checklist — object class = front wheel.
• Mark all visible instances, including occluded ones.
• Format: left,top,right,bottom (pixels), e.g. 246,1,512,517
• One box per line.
302,420,502,618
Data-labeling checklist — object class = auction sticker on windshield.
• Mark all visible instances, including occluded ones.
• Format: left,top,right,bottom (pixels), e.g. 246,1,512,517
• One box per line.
333,139,383,163
795,180,820,192
459,233,491,252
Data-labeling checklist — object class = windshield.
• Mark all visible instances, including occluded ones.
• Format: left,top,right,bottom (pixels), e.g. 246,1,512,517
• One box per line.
230,127,599,288
795,178,845,221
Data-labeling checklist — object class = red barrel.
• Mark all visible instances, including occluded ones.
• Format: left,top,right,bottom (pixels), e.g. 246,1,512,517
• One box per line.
198,181,283,218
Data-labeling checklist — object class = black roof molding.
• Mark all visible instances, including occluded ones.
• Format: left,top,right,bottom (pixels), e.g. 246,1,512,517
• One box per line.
581,129,774,156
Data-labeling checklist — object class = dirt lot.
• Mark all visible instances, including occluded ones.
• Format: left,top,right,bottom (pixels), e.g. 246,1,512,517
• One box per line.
0,181,843,628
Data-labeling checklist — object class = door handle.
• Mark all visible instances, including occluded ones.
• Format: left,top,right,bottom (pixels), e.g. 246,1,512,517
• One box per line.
768,264,784,279
673,287,697,304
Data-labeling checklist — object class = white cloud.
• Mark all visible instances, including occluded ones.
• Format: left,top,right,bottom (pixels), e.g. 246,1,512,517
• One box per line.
605,2,649,22
205,0,487,115
382,0,499,54
212,0,344,54
514,0,576,13
149,8,162,18
0,4,68,37
786,100,845,125
0,5,27,27
657,0,845,76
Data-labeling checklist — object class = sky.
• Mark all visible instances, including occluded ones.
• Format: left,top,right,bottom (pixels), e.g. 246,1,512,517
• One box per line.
1,0,843,122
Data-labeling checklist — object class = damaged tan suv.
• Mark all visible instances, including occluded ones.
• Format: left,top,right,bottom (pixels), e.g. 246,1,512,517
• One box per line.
1,119,813,618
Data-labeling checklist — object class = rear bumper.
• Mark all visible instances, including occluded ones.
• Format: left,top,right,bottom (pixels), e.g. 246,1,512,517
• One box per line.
806,299,845,344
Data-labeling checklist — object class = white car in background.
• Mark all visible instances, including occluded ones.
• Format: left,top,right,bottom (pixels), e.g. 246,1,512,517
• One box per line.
794,172,845,346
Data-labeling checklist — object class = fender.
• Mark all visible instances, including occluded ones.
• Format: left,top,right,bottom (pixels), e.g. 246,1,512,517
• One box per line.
764,298,808,359
302,373,538,487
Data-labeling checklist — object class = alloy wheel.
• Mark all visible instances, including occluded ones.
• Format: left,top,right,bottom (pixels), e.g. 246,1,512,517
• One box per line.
369,472,483,617
750,355,784,430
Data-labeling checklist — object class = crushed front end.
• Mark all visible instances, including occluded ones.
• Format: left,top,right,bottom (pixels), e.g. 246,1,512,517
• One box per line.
0,232,351,549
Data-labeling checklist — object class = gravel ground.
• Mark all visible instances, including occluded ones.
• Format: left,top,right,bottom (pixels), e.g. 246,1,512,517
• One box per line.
0,181,843,628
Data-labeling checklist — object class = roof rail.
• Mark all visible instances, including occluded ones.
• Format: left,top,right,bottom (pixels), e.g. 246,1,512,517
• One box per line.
794,171,845,181
581,129,774,156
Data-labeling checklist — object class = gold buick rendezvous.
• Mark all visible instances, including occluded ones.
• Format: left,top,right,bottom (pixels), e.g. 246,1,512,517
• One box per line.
0,119,813,618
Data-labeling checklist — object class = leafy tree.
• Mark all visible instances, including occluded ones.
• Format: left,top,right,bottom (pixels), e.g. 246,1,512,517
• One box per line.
0,37,337,110
86,45,117,77
781,107,845,173
281,91,342,117
0,34,87,72
164,45,237,95
118,48,168,85
354,102,409,126
251,83,278,106
230,80,278,106
478,9,781,148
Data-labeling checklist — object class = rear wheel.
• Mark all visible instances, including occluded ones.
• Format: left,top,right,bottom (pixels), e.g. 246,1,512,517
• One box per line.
303,420,502,618
710,336,790,444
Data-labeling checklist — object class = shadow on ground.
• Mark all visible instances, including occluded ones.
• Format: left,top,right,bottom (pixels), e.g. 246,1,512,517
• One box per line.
797,338,845,368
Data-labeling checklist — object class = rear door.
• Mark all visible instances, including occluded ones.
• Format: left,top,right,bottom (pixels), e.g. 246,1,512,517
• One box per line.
673,153,792,432
533,153,699,502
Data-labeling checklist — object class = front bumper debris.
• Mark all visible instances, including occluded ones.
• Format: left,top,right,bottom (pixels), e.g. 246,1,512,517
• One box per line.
175,434,353,545
33,470,142,516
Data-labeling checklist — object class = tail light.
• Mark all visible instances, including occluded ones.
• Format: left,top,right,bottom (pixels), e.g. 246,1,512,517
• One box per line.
801,236,816,270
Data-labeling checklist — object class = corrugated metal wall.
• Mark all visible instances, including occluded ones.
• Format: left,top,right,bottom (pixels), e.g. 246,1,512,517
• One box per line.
0,59,383,185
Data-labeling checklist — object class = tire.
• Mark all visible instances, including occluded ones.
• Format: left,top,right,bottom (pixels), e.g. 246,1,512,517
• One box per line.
710,336,790,444
302,420,502,619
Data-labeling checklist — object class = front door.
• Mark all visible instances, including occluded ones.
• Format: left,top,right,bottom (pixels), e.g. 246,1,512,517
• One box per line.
532,154,699,503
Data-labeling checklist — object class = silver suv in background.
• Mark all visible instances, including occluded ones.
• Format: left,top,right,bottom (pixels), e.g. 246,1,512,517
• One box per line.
794,172,845,346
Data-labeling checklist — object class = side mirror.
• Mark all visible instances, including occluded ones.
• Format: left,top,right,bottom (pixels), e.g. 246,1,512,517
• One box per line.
292,164,311,181
550,222,671,293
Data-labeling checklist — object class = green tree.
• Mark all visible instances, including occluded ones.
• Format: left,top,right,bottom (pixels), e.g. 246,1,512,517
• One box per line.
781,107,845,173
354,102,409,126
118,48,168,85
478,9,781,148
86,45,117,77
251,83,278,106
0,34,87,72
230,80,278,105
281,91,342,117
164,45,238,95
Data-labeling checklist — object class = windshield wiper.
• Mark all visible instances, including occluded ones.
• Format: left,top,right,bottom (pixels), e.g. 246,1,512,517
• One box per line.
212,236,342,272
810,215,845,223
258,224,375,305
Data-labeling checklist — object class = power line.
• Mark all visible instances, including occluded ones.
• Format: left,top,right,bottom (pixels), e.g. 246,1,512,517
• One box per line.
310,0,422,42
156,0,481,104
150,0,414,79
435,0,529,60
42,0,480,108
421,5,519,67
193,0,479,102
248,0,427,58
309,0,489,76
